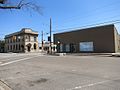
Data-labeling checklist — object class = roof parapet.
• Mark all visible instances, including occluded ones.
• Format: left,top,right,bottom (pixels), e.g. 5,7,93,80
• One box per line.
5,28,38,38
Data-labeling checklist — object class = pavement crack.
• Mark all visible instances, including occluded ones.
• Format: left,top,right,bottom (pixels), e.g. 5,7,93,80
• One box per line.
0,80,12,90
27,78,48,87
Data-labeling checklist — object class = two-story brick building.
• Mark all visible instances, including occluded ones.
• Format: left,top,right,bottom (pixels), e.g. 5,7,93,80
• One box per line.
5,28,39,53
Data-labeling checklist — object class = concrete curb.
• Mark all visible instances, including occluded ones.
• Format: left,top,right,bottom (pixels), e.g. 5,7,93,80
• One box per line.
112,53,120,57
0,80,12,90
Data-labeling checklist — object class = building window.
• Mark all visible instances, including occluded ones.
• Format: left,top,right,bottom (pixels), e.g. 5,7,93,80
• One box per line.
19,44,21,50
10,45,12,50
34,36,37,42
25,36,27,39
17,36,21,42
13,39,15,43
13,36,16,43
22,37,24,41
79,42,94,52
13,45,15,50
29,35,30,42
10,38,12,43
21,45,24,51
8,45,9,50
16,38,17,42
39,47,42,49
18,39,20,42
16,44,18,50
65,44,70,52
34,43,37,50
8,39,9,43
5,39,7,43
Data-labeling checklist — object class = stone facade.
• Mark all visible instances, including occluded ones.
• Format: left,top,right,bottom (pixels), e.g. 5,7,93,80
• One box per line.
5,28,39,53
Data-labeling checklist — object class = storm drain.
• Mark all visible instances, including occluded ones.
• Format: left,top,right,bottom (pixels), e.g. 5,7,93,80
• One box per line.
0,80,12,90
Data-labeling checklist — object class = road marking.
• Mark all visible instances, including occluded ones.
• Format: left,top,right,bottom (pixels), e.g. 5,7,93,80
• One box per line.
0,55,40,66
66,80,110,90
0,56,29,62
0,86,4,90
72,70,76,72
6,72,51,80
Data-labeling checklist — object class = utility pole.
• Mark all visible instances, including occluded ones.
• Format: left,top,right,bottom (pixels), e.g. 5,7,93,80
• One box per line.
41,30,44,51
50,18,52,54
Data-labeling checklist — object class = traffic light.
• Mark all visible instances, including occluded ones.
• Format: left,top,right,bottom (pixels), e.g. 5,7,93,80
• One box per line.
48,36,50,41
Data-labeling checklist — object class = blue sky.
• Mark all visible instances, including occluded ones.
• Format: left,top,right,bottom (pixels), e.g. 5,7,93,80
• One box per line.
0,0,120,42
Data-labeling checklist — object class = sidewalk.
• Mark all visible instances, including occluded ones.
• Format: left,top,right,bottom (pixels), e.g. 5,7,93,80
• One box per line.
112,53,120,57
66,53,112,56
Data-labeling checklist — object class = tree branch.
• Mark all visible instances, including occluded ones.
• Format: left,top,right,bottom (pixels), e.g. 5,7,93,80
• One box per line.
0,0,43,15
0,0,5,4
0,6,20,9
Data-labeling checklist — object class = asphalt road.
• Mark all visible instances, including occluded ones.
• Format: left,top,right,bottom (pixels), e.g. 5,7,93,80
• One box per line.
0,53,120,90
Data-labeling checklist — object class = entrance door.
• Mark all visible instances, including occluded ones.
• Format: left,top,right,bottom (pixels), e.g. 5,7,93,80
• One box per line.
27,46,31,52
26,43,32,52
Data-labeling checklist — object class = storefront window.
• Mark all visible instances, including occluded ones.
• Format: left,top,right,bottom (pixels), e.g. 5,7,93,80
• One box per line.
79,42,94,51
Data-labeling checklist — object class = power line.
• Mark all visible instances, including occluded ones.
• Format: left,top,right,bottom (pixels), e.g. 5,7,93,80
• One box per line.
54,7,120,29
53,12,120,32
52,20,120,33
41,1,120,35
58,0,120,25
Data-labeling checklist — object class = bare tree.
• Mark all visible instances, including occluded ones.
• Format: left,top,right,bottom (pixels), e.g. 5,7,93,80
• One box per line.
0,0,42,14
0,0,5,4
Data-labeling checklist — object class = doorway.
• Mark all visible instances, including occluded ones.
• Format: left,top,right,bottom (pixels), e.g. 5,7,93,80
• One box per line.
26,43,32,52
27,46,31,52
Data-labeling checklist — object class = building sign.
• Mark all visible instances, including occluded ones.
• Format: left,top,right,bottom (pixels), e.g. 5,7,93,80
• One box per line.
79,42,94,51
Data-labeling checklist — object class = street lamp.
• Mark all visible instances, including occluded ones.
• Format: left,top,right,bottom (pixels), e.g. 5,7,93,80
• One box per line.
57,41,60,53
57,41,60,44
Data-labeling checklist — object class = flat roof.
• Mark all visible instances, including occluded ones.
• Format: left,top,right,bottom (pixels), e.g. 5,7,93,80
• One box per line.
54,24,115,35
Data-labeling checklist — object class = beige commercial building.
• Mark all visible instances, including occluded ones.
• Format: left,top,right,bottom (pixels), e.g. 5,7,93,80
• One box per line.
5,28,39,53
